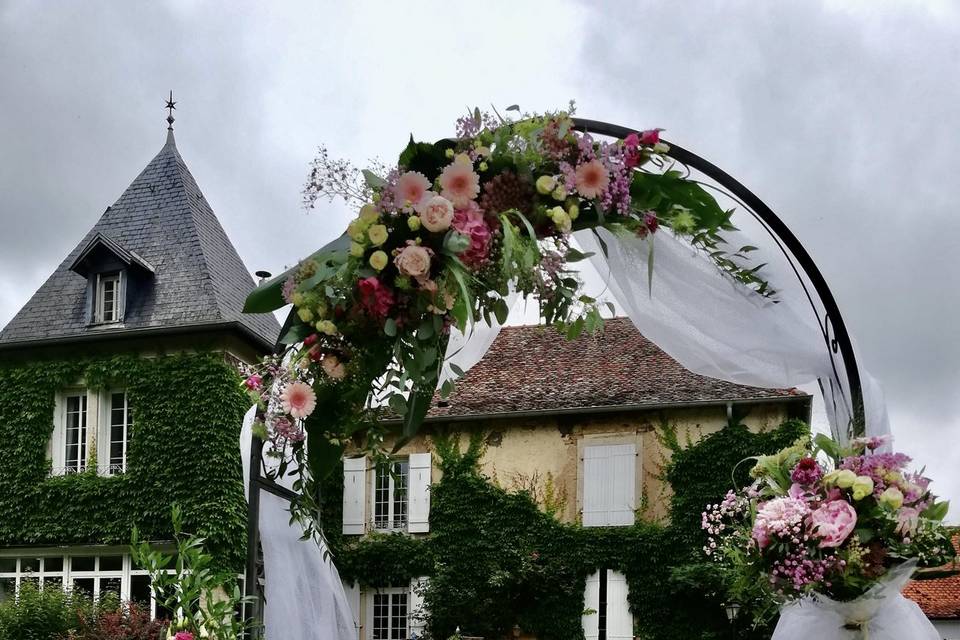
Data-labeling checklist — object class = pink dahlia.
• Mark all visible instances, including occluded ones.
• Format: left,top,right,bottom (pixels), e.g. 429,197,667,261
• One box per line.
574,159,610,199
791,457,823,486
394,171,431,210
439,155,480,208
280,381,316,419
451,203,492,269
810,499,857,548
357,276,395,318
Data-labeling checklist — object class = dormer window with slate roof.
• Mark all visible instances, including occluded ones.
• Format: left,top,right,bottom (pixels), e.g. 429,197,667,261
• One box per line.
68,232,155,327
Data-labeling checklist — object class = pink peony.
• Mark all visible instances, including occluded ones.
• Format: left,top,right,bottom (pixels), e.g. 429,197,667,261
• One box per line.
394,244,432,281
394,171,431,210
418,195,455,232
357,276,395,318
809,499,857,548
574,159,610,199
439,155,480,208
174,633,195,640
244,374,263,391
451,203,492,268
752,497,809,549
280,381,316,419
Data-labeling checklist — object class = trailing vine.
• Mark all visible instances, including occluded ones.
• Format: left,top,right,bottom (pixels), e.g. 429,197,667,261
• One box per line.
0,354,249,573
322,418,809,639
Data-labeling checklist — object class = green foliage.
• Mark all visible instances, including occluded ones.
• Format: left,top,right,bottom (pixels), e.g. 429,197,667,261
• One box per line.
0,354,249,573
132,505,252,640
322,420,809,640
0,580,91,640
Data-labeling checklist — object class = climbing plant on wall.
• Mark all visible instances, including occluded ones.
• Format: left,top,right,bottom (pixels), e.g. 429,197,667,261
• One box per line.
321,418,809,640
0,353,249,572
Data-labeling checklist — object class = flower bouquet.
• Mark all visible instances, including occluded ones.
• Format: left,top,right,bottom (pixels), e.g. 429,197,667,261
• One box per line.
702,433,953,638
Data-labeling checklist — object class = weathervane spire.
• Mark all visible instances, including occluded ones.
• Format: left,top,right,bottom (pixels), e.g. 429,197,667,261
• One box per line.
165,91,176,131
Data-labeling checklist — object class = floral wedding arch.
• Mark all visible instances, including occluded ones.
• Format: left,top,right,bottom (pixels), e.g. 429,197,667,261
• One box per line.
238,106,904,639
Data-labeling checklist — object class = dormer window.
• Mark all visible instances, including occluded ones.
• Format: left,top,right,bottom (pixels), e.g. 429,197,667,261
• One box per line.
68,232,154,328
95,272,122,324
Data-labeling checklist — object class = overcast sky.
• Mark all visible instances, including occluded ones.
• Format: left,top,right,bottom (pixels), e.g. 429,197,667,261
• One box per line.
2,1,958,517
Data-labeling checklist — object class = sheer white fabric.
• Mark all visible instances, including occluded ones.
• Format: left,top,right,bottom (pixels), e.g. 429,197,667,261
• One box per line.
772,561,938,639
440,290,519,386
241,406,357,640
571,228,888,443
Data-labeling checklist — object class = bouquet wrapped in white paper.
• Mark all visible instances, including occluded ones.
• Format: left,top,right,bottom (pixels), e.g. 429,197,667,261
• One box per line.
772,560,937,639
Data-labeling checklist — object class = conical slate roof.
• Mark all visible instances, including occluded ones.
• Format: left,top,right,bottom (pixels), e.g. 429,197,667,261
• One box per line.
0,130,279,350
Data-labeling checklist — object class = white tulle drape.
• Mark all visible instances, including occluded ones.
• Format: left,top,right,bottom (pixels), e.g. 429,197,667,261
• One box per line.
241,406,357,640
772,561,938,639
572,227,889,443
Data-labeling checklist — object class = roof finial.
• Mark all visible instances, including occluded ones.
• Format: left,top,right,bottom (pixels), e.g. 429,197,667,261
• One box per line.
165,91,176,131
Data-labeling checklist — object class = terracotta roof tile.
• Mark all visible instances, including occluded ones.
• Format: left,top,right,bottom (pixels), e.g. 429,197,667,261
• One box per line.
904,535,960,619
427,317,807,419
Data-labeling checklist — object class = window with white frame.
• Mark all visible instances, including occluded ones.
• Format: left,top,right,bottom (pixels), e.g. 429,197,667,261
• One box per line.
371,586,408,640
52,389,133,476
95,272,122,324
103,390,133,474
62,391,89,474
0,552,172,619
373,460,408,531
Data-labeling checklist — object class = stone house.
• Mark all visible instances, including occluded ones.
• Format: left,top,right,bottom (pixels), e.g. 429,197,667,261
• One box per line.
0,121,278,617
338,317,812,639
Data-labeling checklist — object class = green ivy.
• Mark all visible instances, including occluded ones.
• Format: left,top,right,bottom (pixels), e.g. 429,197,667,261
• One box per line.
0,354,249,573
322,419,809,640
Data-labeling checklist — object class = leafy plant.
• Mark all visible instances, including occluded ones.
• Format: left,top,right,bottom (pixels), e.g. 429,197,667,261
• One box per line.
131,505,253,640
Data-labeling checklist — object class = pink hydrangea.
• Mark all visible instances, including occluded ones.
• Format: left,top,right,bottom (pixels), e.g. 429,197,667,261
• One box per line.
809,499,857,548
451,203,492,268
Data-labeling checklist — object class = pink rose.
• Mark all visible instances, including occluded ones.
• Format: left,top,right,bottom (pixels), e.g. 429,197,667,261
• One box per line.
639,129,660,145
418,195,455,232
394,244,432,280
810,500,857,548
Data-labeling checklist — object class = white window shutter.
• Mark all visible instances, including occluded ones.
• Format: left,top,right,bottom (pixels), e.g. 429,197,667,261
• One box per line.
50,397,64,474
342,456,367,535
342,579,361,636
582,570,601,640
409,576,428,635
407,452,432,533
583,444,636,527
606,570,634,640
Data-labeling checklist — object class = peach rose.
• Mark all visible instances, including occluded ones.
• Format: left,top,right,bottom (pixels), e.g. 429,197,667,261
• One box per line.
418,195,455,232
394,244,432,280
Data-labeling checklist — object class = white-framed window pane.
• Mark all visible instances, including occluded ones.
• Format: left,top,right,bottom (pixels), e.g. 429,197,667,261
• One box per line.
64,394,88,473
372,590,408,640
374,461,409,531
96,273,121,323
108,391,131,473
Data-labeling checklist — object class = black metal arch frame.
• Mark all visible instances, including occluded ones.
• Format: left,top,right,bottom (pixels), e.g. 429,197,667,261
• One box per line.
242,119,866,636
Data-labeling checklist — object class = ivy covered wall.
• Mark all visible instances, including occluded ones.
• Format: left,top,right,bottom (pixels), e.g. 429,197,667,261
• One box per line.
0,353,249,572
322,418,809,640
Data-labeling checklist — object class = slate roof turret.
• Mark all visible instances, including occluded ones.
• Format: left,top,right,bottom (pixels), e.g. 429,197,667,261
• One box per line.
0,129,280,351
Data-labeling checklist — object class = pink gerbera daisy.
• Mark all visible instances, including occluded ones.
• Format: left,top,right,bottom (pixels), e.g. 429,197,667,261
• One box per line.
574,159,610,199
394,171,431,210
439,155,480,208
280,381,317,419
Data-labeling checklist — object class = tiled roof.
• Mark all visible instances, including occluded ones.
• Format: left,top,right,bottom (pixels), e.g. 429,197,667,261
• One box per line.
0,130,279,350
904,535,960,619
427,317,807,419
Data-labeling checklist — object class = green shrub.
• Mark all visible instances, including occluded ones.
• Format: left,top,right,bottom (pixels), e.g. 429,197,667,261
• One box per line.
0,580,90,640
